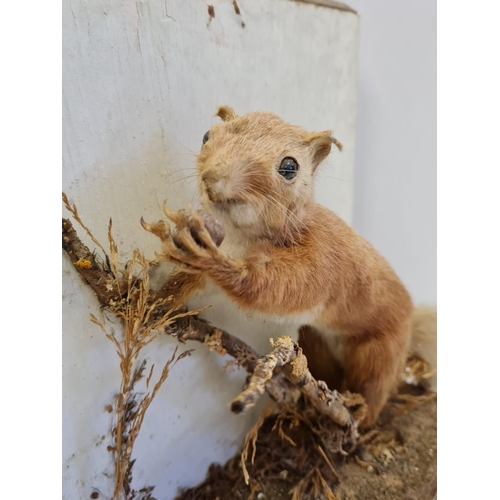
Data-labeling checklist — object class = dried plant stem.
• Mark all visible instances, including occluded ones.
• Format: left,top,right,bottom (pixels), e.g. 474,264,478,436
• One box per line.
64,198,195,500
62,192,108,256
316,444,340,481
114,366,129,498
240,407,273,485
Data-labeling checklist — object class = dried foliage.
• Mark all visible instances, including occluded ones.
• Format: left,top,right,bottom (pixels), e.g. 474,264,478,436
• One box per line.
63,193,198,500
240,408,273,485
235,399,359,499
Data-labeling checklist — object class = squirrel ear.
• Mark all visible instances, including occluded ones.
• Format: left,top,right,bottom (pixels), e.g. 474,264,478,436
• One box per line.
215,105,237,122
305,130,343,171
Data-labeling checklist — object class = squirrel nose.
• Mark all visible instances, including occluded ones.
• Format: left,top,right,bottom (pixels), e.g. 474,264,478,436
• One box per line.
202,171,224,202
201,171,216,184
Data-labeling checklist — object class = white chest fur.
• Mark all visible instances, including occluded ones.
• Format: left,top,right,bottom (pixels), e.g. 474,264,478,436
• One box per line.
249,305,324,327
218,224,250,260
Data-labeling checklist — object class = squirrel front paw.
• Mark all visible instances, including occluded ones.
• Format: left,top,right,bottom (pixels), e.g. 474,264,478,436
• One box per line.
141,203,231,275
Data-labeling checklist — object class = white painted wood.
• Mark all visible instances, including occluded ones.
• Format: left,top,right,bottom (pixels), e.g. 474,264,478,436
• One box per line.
62,1,359,498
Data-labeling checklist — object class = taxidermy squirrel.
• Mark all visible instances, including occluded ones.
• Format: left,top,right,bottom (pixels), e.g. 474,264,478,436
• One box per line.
149,105,436,428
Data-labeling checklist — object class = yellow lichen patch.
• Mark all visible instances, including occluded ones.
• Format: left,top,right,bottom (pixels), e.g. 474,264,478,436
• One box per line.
271,335,294,350
290,352,308,379
74,259,92,268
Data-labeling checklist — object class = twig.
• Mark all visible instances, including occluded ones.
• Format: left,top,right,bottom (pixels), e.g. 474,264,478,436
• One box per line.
230,336,297,413
230,336,365,428
63,218,123,305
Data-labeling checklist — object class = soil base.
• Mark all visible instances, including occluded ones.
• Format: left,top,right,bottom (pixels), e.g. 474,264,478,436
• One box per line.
176,392,437,500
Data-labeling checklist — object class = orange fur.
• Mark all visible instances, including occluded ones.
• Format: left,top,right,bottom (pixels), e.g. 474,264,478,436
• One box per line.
298,325,345,391
159,106,434,427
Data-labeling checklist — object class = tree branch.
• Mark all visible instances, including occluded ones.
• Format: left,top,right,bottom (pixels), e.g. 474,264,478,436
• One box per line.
231,336,366,427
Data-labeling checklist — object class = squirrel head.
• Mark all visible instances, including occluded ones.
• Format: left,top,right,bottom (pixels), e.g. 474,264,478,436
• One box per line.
196,105,342,243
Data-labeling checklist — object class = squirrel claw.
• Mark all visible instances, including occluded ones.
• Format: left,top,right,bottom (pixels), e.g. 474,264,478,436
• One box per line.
188,209,218,251
175,227,208,257
162,201,188,228
152,203,227,275
140,217,152,232
142,219,171,240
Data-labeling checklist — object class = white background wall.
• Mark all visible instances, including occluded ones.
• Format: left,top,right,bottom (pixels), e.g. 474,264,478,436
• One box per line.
349,0,437,305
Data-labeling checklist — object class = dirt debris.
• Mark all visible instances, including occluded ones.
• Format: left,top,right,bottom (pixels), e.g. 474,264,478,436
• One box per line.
176,390,436,500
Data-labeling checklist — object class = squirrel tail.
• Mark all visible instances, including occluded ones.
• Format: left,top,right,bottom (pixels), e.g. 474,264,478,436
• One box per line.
409,306,437,390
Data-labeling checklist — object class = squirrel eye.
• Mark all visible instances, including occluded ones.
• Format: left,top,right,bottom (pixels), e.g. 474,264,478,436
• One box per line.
278,157,299,180
202,131,210,145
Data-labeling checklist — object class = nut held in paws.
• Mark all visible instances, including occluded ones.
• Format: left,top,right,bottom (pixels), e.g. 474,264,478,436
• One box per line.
173,210,225,249
198,210,225,247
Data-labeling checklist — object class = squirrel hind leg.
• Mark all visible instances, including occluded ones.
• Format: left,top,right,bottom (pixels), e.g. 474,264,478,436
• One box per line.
343,328,410,428
298,325,345,392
